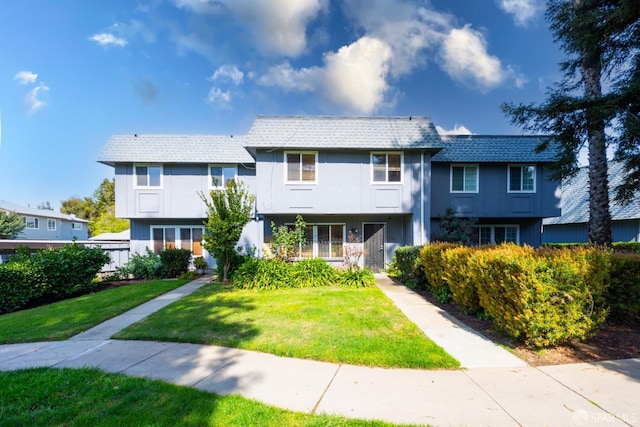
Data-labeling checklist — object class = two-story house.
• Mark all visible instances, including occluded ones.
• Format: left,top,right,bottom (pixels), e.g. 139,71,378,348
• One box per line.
98,115,561,271
0,200,89,241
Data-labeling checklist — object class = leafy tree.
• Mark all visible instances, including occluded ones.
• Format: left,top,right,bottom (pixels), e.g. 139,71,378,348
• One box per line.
37,201,53,210
60,196,96,221
269,215,306,261
502,0,640,246
201,179,255,282
0,211,25,239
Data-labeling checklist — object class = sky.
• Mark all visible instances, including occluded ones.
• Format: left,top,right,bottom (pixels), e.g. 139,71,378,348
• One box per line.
0,0,566,210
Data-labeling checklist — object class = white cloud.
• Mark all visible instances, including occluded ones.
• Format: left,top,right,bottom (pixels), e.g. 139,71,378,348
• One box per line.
497,0,542,26
439,25,505,91
25,82,49,114
259,36,392,114
89,33,128,47
14,71,38,85
210,64,244,85
436,124,473,135
206,87,232,106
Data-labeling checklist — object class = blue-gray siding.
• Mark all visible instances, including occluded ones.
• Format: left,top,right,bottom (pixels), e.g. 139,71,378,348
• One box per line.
542,219,640,243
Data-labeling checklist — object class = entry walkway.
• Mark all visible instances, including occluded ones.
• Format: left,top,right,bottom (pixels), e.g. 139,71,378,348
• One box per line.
0,274,638,426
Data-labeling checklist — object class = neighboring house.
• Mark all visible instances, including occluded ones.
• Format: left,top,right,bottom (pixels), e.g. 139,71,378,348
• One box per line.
0,200,89,241
98,116,561,271
542,161,640,243
431,135,561,247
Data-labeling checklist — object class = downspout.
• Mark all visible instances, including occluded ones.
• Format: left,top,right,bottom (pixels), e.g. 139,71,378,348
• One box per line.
420,150,425,245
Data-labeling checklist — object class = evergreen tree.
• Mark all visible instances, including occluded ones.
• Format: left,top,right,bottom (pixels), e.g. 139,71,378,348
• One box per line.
0,210,26,239
502,0,640,245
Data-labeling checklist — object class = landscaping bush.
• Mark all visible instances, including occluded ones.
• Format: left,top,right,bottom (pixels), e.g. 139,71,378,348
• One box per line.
290,258,338,288
388,246,427,290
420,243,459,302
608,252,640,324
337,266,375,288
121,249,163,280
471,244,609,347
232,258,291,290
441,246,481,315
215,248,251,281
612,242,640,254
0,261,48,314
159,248,192,278
193,257,208,274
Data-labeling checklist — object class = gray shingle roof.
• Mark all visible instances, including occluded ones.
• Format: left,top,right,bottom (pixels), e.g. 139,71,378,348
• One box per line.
543,161,640,225
97,134,254,166
432,135,557,163
244,115,444,150
0,200,90,222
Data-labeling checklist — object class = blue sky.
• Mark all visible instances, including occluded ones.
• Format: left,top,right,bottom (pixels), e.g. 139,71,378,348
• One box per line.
0,0,563,209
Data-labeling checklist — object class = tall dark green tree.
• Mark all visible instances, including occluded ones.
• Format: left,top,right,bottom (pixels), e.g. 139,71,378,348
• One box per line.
0,211,25,239
502,0,640,246
201,179,255,282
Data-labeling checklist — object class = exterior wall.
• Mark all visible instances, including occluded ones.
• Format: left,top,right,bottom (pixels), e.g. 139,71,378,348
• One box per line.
543,219,640,243
255,149,431,246
115,163,256,219
17,216,88,240
430,163,561,219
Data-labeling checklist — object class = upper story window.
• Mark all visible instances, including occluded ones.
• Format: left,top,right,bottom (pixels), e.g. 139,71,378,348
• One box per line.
286,152,316,183
210,165,237,189
47,219,56,231
25,217,39,229
372,152,402,183
451,164,478,193
135,165,162,188
509,165,536,192
72,223,83,230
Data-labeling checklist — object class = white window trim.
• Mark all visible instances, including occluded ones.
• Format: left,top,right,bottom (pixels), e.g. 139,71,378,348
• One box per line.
286,222,346,260
209,164,238,189
72,223,83,230
25,217,39,229
507,164,536,193
134,164,163,189
149,225,205,255
477,225,520,245
47,219,56,231
370,152,404,184
450,164,479,193
284,151,318,184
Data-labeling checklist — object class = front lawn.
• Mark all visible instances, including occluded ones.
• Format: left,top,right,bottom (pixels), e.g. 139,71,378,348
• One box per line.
114,283,459,369
0,368,415,426
0,280,188,343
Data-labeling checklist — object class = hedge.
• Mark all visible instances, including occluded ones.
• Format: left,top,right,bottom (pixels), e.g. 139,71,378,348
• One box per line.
608,253,640,324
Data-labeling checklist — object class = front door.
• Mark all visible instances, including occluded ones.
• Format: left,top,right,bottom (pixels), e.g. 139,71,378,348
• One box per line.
364,223,385,272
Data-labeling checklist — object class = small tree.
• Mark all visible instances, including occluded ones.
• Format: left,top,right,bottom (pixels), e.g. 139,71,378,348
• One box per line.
270,215,306,261
201,179,255,282
0,211,25,239
343,230,364,271
437,207,478,246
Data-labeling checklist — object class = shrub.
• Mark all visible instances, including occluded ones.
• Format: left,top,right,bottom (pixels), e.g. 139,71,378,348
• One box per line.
160,248,192,278
193,257,208,274
0,261,48,314
420,243,459,302
290,258,338,287
122,249,163,280
612,242,640,254
471,244,609,347
232,258,291,290
337,267,375,288
608,253,640,324
215,248,251,280
441,246,480,315
388,246,426,289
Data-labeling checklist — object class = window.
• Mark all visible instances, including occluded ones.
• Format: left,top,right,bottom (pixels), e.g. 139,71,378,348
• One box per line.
72,223,83,230
25,217,39,229
210,165,237,189
451,165,478,192
477,225,519,245
509,165,536,192
135,165,162,187
294,223,344,260
286,152,316,183
47,219,56,231
372,153,402,183
152,226,203,256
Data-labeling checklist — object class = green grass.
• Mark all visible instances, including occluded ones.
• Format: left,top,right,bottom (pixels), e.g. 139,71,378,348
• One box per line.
0,280,188,343
115,283,459,369
0,368,417,427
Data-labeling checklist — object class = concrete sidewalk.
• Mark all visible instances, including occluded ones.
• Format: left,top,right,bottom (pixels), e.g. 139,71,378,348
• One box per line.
0,274,639,426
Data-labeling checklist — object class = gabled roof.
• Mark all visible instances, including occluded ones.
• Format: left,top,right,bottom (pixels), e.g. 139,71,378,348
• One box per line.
97,134,254,166
432,135,556,163
543,161,640,225
0,200,90,223
244,115,444,150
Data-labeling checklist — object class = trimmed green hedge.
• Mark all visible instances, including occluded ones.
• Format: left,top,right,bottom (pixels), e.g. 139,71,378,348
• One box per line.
386,246,426,290
608,253,640,324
